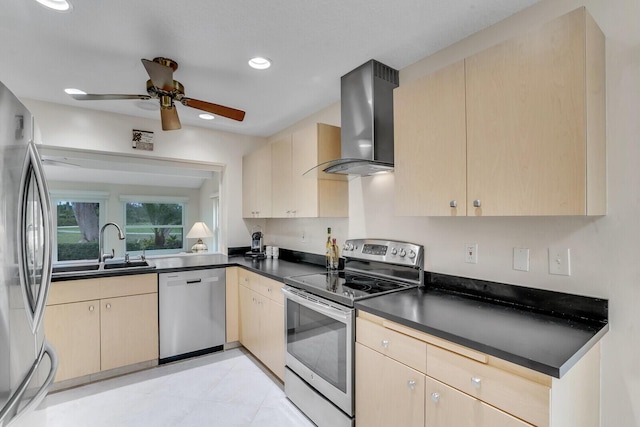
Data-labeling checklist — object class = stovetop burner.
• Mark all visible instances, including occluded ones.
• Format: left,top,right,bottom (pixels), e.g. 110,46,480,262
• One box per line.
284,238,424,307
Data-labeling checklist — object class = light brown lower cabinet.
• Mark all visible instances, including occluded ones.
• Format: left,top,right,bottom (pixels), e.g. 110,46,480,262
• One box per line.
44,299,101,382
356,311,601,427
356,343,425,427
237,269,285,380
426,377,531,427
44,274,158,383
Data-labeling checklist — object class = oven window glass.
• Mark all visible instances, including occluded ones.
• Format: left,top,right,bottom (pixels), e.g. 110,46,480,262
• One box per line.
286,300,347,393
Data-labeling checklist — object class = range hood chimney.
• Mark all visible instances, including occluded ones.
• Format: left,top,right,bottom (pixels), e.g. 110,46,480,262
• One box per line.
312,60,399,176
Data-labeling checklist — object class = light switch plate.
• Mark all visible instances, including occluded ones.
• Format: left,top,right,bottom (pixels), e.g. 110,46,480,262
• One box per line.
513,248,530,272
549,248,571,276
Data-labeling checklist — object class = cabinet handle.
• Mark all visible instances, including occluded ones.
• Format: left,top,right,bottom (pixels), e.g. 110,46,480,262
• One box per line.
407,380,416,390
431,392,440,403
473,199,481,208
267,288,272,293
450,200,457,208
471,377,482,388
381,340,389,348
88,305,94,312
105,303,111,310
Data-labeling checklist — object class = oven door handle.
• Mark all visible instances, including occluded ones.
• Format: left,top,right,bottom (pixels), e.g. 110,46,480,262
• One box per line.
282,287,352,323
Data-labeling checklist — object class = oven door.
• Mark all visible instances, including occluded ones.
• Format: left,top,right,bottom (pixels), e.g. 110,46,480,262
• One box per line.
282,286,354,417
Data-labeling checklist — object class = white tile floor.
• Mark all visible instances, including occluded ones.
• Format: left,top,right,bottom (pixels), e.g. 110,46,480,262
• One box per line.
18,348,315,427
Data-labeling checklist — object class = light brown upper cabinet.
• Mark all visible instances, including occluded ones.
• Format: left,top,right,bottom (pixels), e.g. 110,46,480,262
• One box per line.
242,144,272,218
271,123,348,218
394,60,467,216
395,7,605,217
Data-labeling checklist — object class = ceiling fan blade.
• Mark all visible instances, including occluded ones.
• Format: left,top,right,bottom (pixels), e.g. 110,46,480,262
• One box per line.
160,106,181,131
181,98,246,122
70,94,151,101
141,59,175,91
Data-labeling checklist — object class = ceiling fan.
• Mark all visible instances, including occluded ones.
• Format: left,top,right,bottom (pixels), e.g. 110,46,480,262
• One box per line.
70,57,246,131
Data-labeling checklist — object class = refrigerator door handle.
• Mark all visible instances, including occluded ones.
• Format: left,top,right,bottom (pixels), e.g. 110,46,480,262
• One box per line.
0,341,58,425
17,141,53,334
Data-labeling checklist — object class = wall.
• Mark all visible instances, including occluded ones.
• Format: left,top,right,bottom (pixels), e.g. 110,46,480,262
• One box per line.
48,180,202,257
22,100,267,252
265,0,640,425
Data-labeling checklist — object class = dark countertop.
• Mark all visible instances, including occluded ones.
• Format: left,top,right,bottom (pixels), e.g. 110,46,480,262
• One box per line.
152,253,327,282
355,272,609,379
52,251,327,283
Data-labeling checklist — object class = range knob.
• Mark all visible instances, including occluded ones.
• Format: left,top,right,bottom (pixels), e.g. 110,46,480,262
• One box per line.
391,248,398,255
343,242,354,251
409,250,416,259
399,248,406,258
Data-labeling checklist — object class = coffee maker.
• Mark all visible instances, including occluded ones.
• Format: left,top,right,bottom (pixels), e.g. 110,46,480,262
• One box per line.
245,229,266,259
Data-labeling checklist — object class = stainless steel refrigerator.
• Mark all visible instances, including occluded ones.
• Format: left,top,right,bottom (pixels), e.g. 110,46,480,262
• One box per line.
0,81,58,426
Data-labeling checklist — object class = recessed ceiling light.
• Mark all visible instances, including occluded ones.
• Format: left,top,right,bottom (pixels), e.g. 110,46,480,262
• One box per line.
199,114,215,120
35,0,72,12
248,57,271,70
64,88,85,95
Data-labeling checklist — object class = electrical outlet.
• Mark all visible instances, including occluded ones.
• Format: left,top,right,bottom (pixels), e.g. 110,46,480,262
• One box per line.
549,248,571,276
513,248,530,272
465,244,478,264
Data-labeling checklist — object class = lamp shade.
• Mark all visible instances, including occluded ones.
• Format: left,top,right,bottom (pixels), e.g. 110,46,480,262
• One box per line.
186,222,213,239
186,222,213,253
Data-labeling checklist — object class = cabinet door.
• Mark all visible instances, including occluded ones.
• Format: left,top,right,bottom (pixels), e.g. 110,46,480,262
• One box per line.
225,267,239,343
238,285,260,357
356,343,425,427
465,9,590,216
291,125,318,218
254,145,272,218
426,377,533,427
271,136,293,217
394,60,467,216
44,300,100,382
242,151,257,218
100,293,159,371
261,298,285,380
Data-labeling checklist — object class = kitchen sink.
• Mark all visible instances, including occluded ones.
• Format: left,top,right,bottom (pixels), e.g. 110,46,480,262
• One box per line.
103,261,150,269
52,264,100,274
52,260,154,276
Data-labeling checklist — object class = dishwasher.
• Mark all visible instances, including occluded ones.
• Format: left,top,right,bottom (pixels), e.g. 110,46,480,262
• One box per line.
159,268,226,363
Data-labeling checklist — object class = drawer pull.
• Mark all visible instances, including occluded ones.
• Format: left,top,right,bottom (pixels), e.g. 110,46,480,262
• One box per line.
381,340,389,348
407,380,416,390
471,377,482,388
88,305,94,312
105,303,111,310
431,392,440,403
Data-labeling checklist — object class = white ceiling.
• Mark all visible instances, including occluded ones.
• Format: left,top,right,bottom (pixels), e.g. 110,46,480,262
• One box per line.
1,0,539,138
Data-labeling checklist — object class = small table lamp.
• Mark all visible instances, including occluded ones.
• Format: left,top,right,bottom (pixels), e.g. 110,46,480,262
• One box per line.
186,222,214,253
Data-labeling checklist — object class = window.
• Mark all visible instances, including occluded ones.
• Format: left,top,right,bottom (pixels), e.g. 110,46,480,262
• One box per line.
51,192,107,262
124,200,186,254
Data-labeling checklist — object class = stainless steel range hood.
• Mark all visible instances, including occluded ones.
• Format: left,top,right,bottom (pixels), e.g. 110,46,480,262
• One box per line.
310,60,399,177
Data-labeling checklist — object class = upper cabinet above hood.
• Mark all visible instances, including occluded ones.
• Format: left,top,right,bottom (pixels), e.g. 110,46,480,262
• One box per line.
308,60,399,177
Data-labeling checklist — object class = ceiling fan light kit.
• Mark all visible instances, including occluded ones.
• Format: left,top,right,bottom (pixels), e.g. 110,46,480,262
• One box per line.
35,0,72,12
69,57,246,131
248,57,271,70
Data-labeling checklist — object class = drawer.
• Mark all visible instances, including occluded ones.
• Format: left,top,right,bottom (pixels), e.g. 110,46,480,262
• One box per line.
238,269,260,292
48,279,101,305
356,317,427,374
427,345,549,427
259,277,284,304
426,377,534,427
100,273,157,299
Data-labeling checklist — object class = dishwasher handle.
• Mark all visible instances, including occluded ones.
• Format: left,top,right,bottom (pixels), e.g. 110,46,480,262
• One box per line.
186,279,202,284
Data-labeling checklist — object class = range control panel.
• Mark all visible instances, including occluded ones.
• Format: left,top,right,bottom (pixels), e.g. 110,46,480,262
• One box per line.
342,238,424,268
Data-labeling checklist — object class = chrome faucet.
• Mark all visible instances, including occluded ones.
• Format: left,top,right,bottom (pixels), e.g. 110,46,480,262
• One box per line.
99,222,126,263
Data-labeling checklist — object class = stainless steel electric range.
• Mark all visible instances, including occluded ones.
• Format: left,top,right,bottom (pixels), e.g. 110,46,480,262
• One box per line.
282,239,424,427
